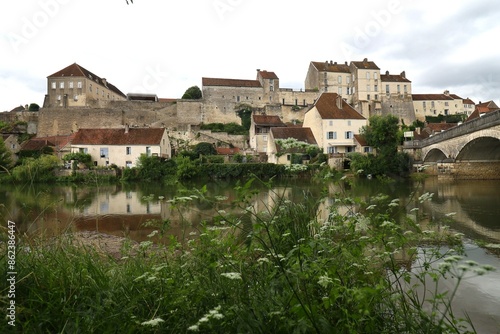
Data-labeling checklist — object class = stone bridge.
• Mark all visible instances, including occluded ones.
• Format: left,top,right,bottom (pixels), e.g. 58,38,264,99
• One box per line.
404,109,500,179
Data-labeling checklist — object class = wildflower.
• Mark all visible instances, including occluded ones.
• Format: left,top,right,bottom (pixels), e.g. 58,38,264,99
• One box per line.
141,318,164,327
366,204,377,210
318,274,333,288
188,324,200,331
257,257,270,264
445,212,456,217
221,272,242,280
198,317,209,323
147,230,159,238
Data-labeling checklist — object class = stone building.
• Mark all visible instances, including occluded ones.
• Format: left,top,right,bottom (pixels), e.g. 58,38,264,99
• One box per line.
44,63,127,108
412,90,472,121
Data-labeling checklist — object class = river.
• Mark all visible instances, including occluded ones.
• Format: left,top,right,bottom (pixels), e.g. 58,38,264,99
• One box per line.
1,177,499,332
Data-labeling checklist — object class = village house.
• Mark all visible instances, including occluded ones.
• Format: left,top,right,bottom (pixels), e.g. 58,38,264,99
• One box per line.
70,126,170,168
266,127,318,165
249,114,287,154
303,92,367,156
19,134,75,161
412,90,472,121
44,63,127,108
465,100,499,122
1,133,20,164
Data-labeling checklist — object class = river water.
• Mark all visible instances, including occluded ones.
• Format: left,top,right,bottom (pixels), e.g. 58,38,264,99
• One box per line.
1,177,499,332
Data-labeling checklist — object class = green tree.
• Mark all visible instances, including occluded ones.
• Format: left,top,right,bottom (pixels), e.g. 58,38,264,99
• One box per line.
234,104,252,131
0,137,13,172
28,103,40,111
353,115,410,176
194,142,216,156
181,86,202,99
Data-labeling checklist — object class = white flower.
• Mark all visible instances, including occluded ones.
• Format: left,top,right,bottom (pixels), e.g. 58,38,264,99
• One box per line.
147,230,159,238
141,318,164,327
221,272,242,280
188,324,199,331
318,275,333,288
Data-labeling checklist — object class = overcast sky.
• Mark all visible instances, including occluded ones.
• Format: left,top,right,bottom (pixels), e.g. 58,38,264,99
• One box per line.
1,0,499,111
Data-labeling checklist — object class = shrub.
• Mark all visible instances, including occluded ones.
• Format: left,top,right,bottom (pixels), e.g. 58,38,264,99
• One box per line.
11,155,59,182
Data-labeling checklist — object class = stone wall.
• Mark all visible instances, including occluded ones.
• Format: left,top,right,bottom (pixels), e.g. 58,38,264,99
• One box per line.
420,161,500,179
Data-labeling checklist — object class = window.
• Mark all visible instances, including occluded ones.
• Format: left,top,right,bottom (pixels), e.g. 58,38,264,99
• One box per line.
51,82,56,89
345,131,353,139
374,85,378,92
374,72,378,80
327,146,337,154
346,146,355,153
146,147,151,157
445,102,449,106
385,85,390,94
329,120,333,126
338,87,342,95
100,148,108,158
262,135,268,141
366,72,370,79
59,82,64,89
347,76,350,84
69,81,73,89
327,131,337,139
423,102,426,108
77,81,82,88
367,94,370,100
287,154,291,161
404,85,407,93
89,84,92,92
364,147,372,153
79,148,88,154
366,85,370,92
397,85,400,93
338,75,342,84
126,161,132,168
347,120,351,126
375,94,378,100
431,101,435,108
126,147,131,155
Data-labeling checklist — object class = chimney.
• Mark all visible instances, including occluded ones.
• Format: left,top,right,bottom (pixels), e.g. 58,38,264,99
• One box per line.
345,61,348,65
385,70,389,75
336,95,343,109
400,71,406,78
125,123,129,134
102,78,107,87
444,90,450,96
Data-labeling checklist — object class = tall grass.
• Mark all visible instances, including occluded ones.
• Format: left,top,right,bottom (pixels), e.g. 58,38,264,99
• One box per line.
1,177,494,333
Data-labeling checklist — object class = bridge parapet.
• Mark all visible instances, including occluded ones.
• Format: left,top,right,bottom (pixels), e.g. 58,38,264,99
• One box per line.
420,109,500,147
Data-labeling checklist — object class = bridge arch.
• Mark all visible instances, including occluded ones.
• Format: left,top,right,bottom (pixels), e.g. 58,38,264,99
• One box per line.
456,136,500,161
423,148,448,162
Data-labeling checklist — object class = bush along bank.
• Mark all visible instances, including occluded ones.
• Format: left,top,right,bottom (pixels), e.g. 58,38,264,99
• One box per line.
1,177,494,333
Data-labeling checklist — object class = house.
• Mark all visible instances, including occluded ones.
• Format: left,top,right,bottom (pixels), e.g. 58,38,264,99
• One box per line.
267,127,317,164
303,92,367,155
1,134,20,164
249,114,286,153
20,134,75,161
353,134,373,154
465,100,499,122
70,126,171,168
45,63,127,108
412,90,469,121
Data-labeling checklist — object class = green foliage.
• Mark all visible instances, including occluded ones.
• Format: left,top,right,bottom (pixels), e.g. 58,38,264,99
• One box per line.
28,103,40,111
200,122,248,135
63,152,91,164
135,154,177,182
0,137,13,172
194,142,216,156
181,85,202,99
357,115,410,177
234,104,252,131
11,155,59,182
426,114,467,124
18,146,54,161
174,155,199,179
3,178,489,333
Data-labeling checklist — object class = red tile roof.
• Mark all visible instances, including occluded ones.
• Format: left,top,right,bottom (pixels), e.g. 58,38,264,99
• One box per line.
351,58,380,70
253,115,286,127
353,134,368,146
47,63,126,98
202,77,262,88
311,61,351,73
412,94,455,101
426,123,457,132
72,128,166,145
33,134,76,150
21,139,54,151
380,73,411,83
258,70,278,79
270,127,317,145
312,93,366,120
216,147,240,155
